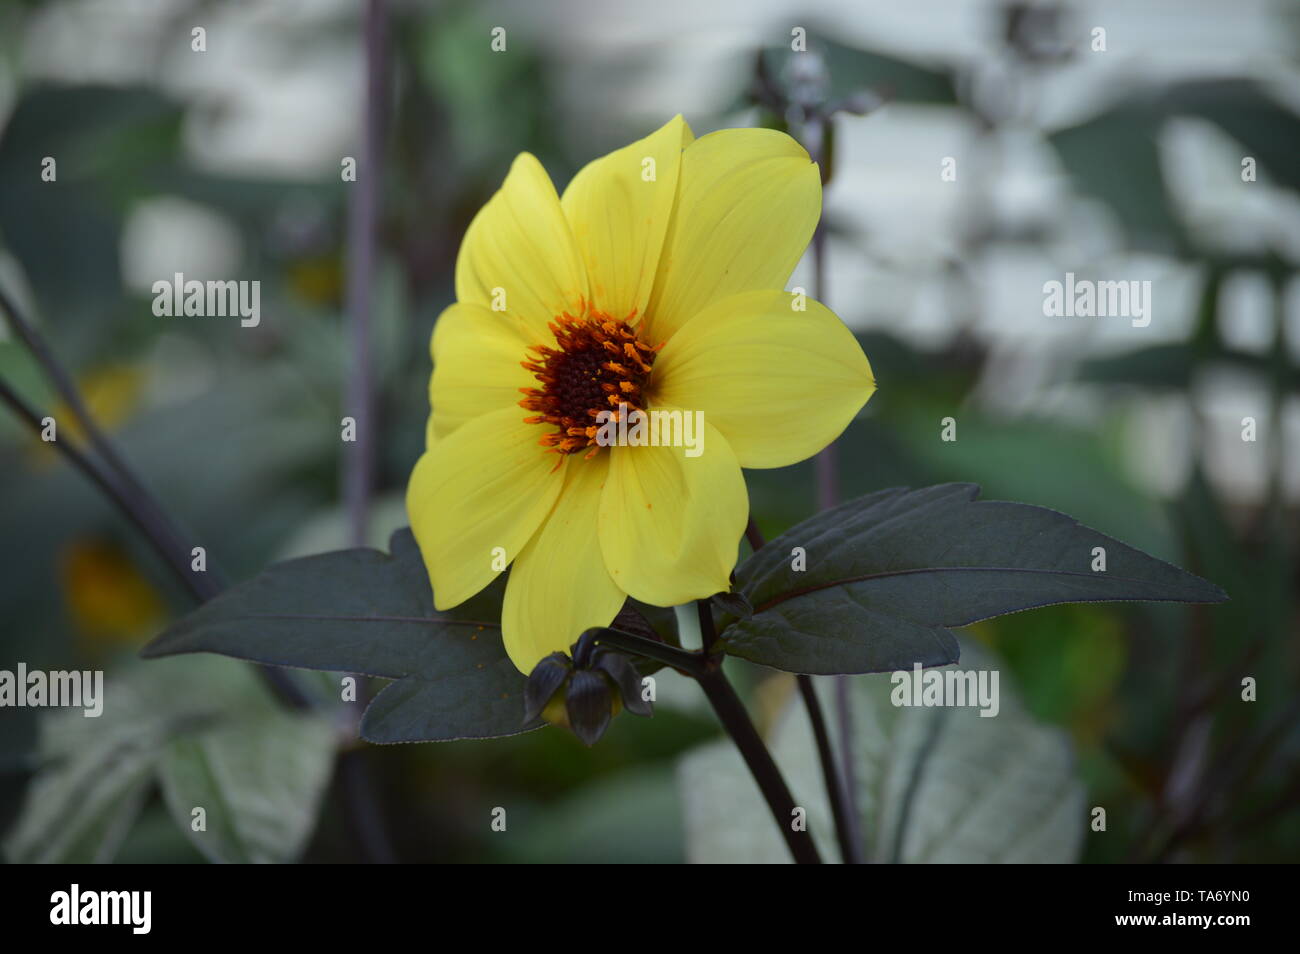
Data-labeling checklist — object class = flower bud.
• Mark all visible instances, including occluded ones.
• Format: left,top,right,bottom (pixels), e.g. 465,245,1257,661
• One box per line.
522,641,653,746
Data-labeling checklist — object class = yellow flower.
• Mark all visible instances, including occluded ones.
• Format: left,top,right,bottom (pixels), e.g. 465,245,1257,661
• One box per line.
61,539,165,647
407,116,875,674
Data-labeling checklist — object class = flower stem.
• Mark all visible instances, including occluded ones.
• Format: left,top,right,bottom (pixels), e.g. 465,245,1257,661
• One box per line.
0,377,193,595
802,108,864,859
743,516,860,862
598,606,821,863
0,286,220,603
342,0,387,550
693,598,821,863
695,664,821,864
333,0,397,865
590,627,704,676
697,599,718,655
0,288,312,710
796,674,861,864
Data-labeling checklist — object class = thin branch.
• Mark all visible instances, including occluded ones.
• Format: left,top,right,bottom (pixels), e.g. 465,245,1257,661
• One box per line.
797,673,861,863
0,285,219,602
334,0,395,865
833,673,862,860
1147,695,1300,861
597,604,820,862
697,599,718,655
812,222,839,513
0,379,177,584
696,664,822,864
338,748,397,864
800,108,863,859
0,374,310,709
745,517,859,862
343,0,387,550
590,626,704,676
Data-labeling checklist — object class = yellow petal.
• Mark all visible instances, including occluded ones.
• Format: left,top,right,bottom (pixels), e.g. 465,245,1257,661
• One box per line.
425,412,437,452
598,417,747,606
428,302,533,441
407,406,565,610
454,153,588,340
561,115,693,323
501,454,626,673
644,128,821,344
652,290,875,468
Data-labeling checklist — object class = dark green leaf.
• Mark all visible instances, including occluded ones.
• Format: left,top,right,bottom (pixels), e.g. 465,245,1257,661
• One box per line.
142,529,536,742
711,590,753,618
724,483,1227,675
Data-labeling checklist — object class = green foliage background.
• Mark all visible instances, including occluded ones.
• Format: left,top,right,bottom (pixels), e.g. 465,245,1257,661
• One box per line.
0,0,1296,863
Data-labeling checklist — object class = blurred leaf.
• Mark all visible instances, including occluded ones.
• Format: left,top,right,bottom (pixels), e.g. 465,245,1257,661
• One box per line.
723,483,1226,675
0,340,55,419
973,603,1127,729
142,529,536,743
501,765,685,864
892,411,1175,560
1162,79,1300,193
1078,343,1300,393
816,35,955,104
1077,343,1199,389
158,708,335,863
1050,105,1185,252
3,656,334,864
4,737,154,863
0,86,181,312
678,641,1084,862
1050,79,1300,250
1178,467,1291,684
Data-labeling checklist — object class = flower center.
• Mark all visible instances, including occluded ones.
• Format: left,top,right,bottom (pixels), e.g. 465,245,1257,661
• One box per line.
519,306,659,456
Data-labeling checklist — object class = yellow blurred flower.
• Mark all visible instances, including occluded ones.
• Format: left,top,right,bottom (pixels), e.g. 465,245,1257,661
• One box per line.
407,117,875,673
61,539,165,647
287,255,344,306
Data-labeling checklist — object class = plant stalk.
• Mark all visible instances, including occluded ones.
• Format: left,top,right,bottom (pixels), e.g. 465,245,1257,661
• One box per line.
744,517,859,862
696,665,822,864
343,0,387,550
591,627,705,675
801,109,864,860
797,673,861,863
693,598,821,863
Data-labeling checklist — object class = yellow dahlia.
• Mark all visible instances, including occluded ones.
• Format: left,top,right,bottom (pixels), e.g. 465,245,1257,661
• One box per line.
407,116,875,674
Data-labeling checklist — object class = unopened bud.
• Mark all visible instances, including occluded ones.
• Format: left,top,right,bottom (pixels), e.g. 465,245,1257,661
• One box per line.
522,640,653,746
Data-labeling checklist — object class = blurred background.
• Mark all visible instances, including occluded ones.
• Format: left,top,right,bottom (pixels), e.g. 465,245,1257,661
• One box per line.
0,0,1297,863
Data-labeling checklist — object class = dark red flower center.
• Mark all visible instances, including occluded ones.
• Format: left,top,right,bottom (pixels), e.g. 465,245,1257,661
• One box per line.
519,306,659,457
